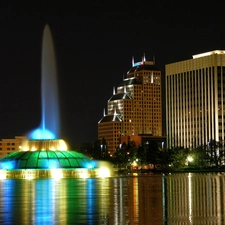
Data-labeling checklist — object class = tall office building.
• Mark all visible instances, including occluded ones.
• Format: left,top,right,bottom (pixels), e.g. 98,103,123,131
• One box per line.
98,56,163,155
166,50,225,149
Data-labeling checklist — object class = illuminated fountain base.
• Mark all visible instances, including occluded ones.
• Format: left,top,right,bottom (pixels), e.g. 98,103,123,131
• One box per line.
22,139,67,151
0,140,111,179
0,168,108,180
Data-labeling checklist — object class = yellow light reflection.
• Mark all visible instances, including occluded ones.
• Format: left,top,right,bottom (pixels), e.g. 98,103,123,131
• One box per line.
188,173,193,224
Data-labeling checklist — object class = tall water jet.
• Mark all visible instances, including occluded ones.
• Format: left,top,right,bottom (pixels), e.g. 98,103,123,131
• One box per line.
0,24,111,179
29,24,59,140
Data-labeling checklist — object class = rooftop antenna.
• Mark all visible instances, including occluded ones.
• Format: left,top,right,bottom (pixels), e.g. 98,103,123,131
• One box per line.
143,53,146,62
103,108,105,116
132,56,134,67
113,86,115,95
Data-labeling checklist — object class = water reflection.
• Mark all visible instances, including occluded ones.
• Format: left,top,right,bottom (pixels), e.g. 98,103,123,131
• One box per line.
165,173,225,225
0,173,225,224
0,175,163,224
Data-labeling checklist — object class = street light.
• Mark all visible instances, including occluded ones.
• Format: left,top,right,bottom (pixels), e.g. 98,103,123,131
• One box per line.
187,156,193,162
187,156,193,166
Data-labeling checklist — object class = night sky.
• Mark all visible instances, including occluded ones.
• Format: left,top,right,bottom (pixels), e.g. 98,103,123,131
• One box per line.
0,1,225,149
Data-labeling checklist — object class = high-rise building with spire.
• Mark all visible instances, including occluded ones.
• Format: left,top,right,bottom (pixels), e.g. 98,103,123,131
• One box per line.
98,55,163,156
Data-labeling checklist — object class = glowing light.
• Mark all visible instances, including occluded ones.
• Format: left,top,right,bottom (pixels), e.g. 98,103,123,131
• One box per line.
48,160,60,169
98,168,110,178
132,160,138,166
192,50,225,59
0,161,16,170
29,128,55,140
0,170,6,180
23,147,29,151
187,156,193,162
22,139,68,151
84,161,97,169
58,141,67,150
51,169,63,179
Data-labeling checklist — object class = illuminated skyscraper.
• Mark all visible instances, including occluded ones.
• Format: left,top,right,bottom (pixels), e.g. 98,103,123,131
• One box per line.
166,50,225,149
98,56,163,155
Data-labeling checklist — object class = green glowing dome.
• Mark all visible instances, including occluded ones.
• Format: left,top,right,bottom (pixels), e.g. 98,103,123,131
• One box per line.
0,150,94,170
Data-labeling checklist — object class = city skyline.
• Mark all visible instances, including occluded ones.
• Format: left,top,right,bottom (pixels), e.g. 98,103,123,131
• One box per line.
0,2,225,148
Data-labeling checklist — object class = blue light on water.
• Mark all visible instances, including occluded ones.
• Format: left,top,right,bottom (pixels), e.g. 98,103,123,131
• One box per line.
28,128,55,140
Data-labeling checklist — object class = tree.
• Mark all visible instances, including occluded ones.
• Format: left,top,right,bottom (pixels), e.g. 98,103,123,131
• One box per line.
93,140,101,159
167,147,189,170
208,140,220,167
100,138,111,160
137,144,147,166
114,142,129,169
191,145,208,167
145,141,162,170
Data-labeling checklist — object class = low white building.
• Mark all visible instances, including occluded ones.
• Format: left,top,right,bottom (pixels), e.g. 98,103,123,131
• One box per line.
0,136,27,158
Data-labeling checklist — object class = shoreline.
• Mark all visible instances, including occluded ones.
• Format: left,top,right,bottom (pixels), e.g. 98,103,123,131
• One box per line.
115,167,225,175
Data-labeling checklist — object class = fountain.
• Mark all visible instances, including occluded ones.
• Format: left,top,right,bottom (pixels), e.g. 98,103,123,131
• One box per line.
29,24,59,140
0,24,111,179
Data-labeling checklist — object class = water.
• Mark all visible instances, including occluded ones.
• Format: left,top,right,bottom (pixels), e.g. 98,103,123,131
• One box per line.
0,173,224,225
28,24,59,140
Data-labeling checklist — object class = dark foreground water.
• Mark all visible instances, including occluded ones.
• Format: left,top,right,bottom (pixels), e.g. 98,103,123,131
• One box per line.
0,173,225,225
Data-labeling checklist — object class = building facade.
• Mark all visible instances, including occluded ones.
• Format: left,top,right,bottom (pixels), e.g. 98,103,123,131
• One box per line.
166,50,225,149
0,136,27,157
98,56,163,155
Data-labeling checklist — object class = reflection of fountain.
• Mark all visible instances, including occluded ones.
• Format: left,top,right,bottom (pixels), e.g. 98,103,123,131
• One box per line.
0,24,111,179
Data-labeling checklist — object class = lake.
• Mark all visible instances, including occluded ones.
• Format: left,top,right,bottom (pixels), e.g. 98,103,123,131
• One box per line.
0,172,224,224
